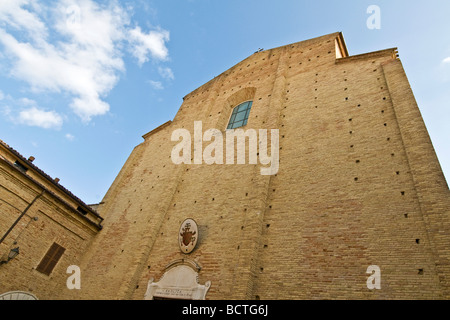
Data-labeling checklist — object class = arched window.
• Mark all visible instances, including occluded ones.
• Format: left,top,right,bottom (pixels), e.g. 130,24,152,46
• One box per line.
227,101,253,129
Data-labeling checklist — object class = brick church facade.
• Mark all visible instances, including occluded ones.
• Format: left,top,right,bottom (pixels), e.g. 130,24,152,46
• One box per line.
1,32,449,300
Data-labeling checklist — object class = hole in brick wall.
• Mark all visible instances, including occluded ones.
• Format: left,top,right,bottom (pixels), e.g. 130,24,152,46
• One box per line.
404,214,408,218
264,245,268,248
241,226,244,230
136,285,139,289
384,123,387,126
266,224,270,228
345,97,349,101
401,191,405,196
396,171,400,175
350,145,354,148
416,239,420,244
354,177,358,181
260,268,264,272
256,295,261,300
212,198,215,201
418,269,424,275
246,193,248,196
383,97,387,100
349,118,352,121
349,131,353,134
148,266,151,269
381,110,384,113
269,205,272,209
387,137,391,141
356,160,360,163
237,246,240,250
391,153,395,157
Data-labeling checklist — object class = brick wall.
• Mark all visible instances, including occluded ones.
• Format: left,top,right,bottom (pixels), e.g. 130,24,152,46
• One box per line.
0,159,100,299
73,32,450,300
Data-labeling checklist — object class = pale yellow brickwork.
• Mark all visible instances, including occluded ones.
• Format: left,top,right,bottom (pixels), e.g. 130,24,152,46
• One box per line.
74,32,450,300
0,140,102,299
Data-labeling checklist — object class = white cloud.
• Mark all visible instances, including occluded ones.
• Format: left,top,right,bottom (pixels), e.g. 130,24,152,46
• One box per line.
0,0,48,39
65,133,75,141
0,90,4,100
148,80,164,90
128,26,170,65
0,0,171,124
18,106,63,129
442,57,450,64
158,66,174,81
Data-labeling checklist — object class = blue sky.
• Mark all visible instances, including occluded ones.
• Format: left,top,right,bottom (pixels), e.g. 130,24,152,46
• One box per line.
0,0,449,205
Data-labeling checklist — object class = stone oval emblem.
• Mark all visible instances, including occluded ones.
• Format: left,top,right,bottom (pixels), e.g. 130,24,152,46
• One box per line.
179,219,198,254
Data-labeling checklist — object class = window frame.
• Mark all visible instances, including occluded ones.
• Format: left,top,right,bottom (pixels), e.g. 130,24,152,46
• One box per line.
226,100,253,130
36,242,66,276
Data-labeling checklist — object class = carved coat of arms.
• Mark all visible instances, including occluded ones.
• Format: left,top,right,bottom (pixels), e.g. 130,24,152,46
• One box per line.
179,219,198,254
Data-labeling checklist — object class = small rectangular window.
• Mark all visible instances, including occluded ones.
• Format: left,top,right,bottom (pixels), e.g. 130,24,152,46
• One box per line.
36,243,66,276
77,206,88,215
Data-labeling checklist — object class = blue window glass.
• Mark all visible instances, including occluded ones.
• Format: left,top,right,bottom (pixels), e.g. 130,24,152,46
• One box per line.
227,101,253,129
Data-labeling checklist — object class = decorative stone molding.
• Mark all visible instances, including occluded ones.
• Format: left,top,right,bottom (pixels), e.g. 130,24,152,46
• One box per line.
0,291,38,300
144,265,211,300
